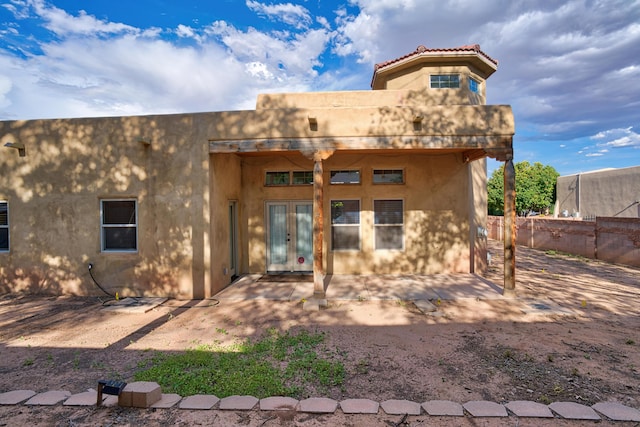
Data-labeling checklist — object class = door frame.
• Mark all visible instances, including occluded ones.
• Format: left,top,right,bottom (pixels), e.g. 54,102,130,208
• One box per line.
228,201,239,279
265,200,313,272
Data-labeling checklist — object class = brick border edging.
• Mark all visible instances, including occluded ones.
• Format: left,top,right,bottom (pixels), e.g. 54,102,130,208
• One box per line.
1,388,640,422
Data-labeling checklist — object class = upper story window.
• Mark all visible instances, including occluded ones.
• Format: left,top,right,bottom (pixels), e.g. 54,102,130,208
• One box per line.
265,171,290,186
373,169,404,184
330,170,360,185
265,171,313,186
430,74,460,88
0,201,8,252
292,171,313,185
469,77,480,93
101,199,138,252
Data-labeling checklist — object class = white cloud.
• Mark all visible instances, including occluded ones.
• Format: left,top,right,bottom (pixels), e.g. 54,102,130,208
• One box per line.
30,0,138,36
593,127,640,148
246,1,312,29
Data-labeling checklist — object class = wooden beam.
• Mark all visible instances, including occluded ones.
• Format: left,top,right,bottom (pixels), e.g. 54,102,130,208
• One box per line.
312,150,334,299
209,135,514,154
503,157,516,296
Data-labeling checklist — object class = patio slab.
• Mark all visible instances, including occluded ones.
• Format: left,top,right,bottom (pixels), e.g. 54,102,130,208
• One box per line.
0,390,36,405
592,402,640,421
25,390,71,406
216,273,503,302
505,400,554,417
549,401,601,420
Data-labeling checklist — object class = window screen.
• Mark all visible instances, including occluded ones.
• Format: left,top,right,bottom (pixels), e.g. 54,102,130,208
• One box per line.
101,200,137,251
265,171,290,186
374,199,404,250
331,200,360,250
292,171,313,185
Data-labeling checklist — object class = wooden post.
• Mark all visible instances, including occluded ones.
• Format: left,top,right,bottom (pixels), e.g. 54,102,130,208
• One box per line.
503,157,516,296
312,150,333,299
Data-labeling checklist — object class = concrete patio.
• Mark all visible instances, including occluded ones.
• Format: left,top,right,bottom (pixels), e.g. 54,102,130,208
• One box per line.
214,273,505,302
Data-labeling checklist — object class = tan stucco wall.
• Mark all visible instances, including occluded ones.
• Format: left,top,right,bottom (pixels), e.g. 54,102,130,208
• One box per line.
470,158,488,274
556,166,640,218
0,113,213,298
209,153,242,294
381,65,487,105
239,151,474,275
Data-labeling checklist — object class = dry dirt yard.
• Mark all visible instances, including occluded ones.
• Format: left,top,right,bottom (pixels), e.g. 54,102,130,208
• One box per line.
0,240,639,426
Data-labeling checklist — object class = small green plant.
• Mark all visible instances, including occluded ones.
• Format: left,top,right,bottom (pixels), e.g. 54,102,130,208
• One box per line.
539,394,551,404
215,328,228,335
90,360,105,369
356,359,370,374
22,358,34,367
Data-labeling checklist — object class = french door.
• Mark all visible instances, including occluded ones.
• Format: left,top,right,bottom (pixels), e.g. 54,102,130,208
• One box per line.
266,201,313,272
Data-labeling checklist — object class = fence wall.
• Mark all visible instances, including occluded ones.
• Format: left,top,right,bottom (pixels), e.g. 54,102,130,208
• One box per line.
487,216,640,268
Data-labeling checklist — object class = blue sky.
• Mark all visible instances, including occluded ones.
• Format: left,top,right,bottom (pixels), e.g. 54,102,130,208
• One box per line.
1,0,639,176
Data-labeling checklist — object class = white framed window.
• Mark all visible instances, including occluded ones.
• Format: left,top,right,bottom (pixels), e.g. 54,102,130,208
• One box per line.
469,77,480,93
330,170,360,185
430,74,460,88
373,169,404,184
0,201,8,252
331,200,360,250
374,199,404,250
101,199,138,252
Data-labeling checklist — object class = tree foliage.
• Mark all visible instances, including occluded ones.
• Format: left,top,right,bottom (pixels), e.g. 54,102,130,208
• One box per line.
487,161,560,216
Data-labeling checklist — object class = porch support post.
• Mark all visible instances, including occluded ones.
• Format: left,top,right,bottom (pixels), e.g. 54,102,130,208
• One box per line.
312,150,334,299
503,155,516,296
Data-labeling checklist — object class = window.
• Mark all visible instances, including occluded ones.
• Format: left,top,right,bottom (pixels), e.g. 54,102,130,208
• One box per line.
101,199,137,252
430,74,460,88
373,169,404,184
0,202,8,252
331,200,360,250
374,200,404,250
469,77,480,93
330,170,360,184
265,171,290,186
292,171,313,185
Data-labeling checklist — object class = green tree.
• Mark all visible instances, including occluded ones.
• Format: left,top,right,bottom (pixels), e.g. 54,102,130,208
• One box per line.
487,161,559,216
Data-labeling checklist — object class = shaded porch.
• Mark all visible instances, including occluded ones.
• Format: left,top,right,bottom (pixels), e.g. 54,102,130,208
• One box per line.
214,273,504,302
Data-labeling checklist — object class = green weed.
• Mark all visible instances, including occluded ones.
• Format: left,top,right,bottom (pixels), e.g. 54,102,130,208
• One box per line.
134,329,345,399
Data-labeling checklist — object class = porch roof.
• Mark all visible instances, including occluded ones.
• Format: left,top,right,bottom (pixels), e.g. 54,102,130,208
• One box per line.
208,104,514,161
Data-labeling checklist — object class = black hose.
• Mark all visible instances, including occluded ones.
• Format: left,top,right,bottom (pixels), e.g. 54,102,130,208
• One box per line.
88,263,115,298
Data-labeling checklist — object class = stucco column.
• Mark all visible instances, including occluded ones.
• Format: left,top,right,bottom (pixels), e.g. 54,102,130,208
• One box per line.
312,150,334,299
503,156,516,296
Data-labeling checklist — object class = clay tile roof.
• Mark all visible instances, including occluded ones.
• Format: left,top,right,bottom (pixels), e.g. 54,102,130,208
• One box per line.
373,44,498,72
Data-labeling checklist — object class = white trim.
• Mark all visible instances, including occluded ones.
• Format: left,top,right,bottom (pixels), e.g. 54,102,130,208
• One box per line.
100,199,138,253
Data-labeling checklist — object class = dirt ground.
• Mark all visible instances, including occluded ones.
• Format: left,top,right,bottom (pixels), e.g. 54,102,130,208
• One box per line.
1,240,639,426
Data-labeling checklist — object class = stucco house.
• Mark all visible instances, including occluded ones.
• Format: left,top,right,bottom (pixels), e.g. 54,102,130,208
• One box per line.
555,166,640,219
0,45,517,299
